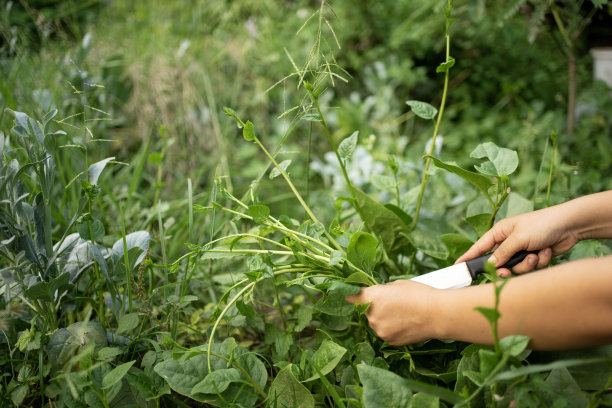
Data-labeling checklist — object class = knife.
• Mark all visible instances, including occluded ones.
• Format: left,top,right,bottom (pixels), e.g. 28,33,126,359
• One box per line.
410,250,537,289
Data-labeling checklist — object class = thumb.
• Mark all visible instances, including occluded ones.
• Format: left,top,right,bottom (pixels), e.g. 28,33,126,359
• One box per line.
345,291,361,304
489,236,525,267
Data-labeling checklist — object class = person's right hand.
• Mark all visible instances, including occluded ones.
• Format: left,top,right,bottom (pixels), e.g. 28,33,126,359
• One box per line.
455,206,580,277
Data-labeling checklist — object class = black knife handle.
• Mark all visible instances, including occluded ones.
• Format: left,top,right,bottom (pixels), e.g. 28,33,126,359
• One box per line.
465,250,539,280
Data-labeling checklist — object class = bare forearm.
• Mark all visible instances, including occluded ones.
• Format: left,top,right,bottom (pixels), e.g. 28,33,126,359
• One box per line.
562,190,612,240
434,256,612,349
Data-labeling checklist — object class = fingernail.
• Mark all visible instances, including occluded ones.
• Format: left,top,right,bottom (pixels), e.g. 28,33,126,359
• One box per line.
528,256,537,265
488,255,497,266
497,270,510,278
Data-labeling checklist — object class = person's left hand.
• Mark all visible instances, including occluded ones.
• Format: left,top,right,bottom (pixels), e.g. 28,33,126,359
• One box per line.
345,280,440,346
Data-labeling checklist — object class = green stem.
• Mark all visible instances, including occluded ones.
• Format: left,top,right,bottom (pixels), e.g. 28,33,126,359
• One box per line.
251,135,343,251
488,186,510,230
412,32,452,230
546,132,557,207
119,203,133,314
253,137,319,224
273,282,287,330
312,97,352,196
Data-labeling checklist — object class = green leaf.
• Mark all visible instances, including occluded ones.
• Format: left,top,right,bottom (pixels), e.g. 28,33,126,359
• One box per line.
350,186,414,254
383,203,412,227
191,368,241,395
42,108,58,126
345,271,375,287
440,233,473,261
103,360,136,389
313,290,354,316
347,231,378,272
304,339,347,381
111,231,150,267
436,56,455,73
412,392,440,408
236,300,255,318
295,306,312,332
466,213,492,237
406,100,438,120
248,205,270,223
338,131,358,161
357,365,412,408
474,306,501,324
116,313,139,335
96,347,122,361
328,249,344,266
543,367,589,407
470,142,519,177
499,335,530,357
268,364,314,408
405,229,449,260
76,218,105,241
243,120,255,141
154,338,267,405
88,157,115,185
478,349,499,377
270,160,291,179
569,240,612,261
47,322,108,369
328,280,360,296
223,106,244,128
426,155,493,199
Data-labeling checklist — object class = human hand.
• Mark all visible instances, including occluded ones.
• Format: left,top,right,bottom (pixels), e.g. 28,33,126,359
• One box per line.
345,280,440,346
456,206,579,277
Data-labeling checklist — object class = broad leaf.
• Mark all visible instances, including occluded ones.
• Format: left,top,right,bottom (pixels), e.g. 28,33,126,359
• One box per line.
111,231,150,267
116,313,139,335
436,56,455,73
304,339,347,381
404,229,449,260
466,213,492,237
268,364,314,408
470,142,518,177
406,101,438,120
191,368,241,394
243,120,255,141
425,155,493,199
47,322,108,368
347,231,378,272
88,157,115,185
358,365,411,408
248,205,270,223
154,338,267,406
350,186,413,254
338,131,358,161
270,160,291,179
103,360,136,389
499,335,530,357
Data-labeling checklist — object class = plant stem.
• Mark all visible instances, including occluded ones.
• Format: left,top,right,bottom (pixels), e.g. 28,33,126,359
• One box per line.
312,97,352,195
412,23,452,230
546,132,557,207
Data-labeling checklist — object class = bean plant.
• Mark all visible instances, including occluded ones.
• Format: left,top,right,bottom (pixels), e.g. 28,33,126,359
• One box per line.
1,0,612,407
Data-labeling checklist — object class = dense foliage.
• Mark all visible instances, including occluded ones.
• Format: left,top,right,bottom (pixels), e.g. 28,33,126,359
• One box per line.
1,0,612,407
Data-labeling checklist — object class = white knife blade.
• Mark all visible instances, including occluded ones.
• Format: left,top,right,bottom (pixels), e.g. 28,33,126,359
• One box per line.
410,250,535,290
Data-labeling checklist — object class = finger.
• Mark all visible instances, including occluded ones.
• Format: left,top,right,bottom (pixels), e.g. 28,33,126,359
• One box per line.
345,292,361,304
509,253,539,274
489,234,526,267
536,248,552,269
497,268,512,278
455,233,497,264
455,224,510,264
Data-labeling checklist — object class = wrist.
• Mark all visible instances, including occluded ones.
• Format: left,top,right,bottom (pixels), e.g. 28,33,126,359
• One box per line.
427,289,449,340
